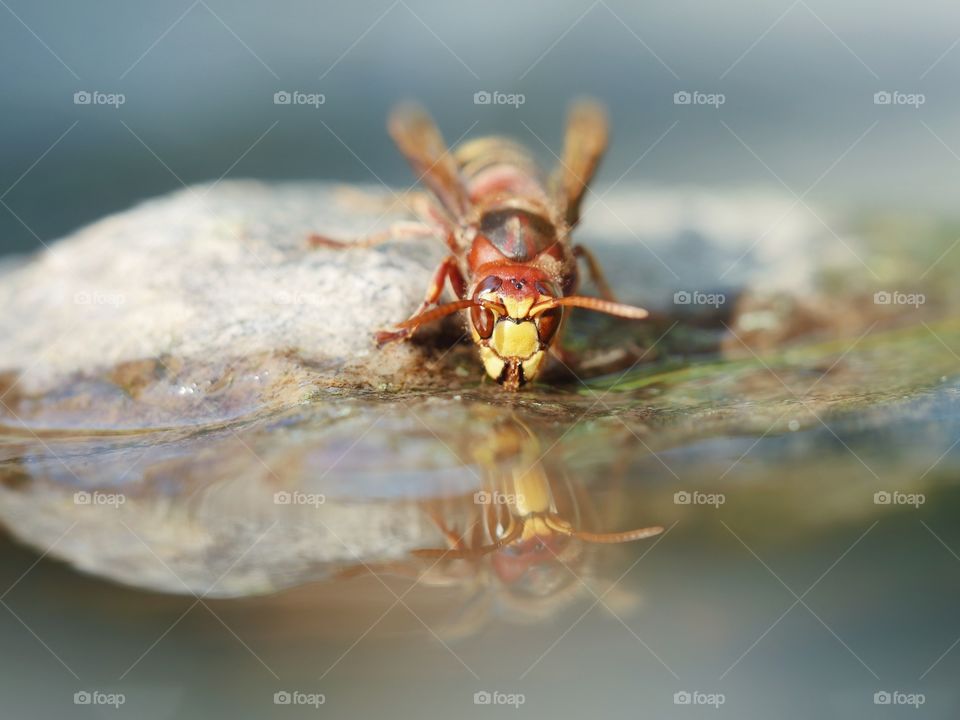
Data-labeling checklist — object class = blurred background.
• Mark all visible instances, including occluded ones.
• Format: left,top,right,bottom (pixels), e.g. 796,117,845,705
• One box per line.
3,2,960,719
2,0,960,257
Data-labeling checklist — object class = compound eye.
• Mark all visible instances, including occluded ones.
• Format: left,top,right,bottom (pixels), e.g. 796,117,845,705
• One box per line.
537,307,562,344
476,276,503,296
471,276,503,340
535,281,557,296
471,305,495,339
535,280,562,344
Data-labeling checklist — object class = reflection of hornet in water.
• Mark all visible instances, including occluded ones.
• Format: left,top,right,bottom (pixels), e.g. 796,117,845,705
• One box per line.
342,415,662,633
414,425,662,557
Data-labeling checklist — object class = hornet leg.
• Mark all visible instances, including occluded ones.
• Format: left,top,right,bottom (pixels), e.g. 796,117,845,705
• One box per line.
573,244,617,302
308,221,443,249
376,256,466,345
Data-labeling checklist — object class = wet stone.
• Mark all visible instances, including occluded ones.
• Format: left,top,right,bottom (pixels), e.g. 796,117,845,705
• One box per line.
0,181,956,598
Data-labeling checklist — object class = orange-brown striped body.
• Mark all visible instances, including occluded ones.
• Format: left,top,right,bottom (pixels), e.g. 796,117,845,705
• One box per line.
451,139,578,389
456,138,575,286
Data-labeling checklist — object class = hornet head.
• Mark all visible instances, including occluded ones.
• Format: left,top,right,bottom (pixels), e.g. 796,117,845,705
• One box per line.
467,267,563,390
388,265,650,390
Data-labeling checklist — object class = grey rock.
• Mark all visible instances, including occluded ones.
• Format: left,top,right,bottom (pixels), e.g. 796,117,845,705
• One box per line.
0,181,448,427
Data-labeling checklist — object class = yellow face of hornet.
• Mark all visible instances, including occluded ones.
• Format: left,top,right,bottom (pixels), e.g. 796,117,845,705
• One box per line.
468,275,563,390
